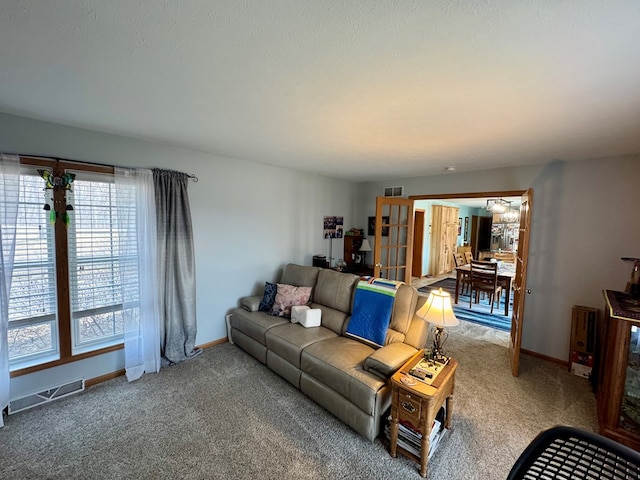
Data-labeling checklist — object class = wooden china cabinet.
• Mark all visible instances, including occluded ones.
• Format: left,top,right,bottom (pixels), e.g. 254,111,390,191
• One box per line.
343,235,363,268
342,235,374,276
428,205,459,277
596,289,640,450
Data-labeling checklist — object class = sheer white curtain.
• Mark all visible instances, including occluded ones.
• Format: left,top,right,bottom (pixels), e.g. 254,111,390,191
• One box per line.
115,167,161,382
0,154,20,427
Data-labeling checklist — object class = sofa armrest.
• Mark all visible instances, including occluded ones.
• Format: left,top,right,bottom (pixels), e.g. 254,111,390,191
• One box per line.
241,295,262,312
364,342,418,379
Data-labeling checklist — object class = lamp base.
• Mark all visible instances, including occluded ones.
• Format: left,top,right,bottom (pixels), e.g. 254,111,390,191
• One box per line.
429,325,450,364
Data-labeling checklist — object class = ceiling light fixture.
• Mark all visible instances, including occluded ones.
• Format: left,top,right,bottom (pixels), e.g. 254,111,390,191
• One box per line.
444,166,456,172
503,209,520,222
486,198,510,213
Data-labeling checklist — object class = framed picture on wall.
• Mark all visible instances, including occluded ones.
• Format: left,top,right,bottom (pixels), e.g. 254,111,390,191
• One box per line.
323,215,344,238
458,217,462,235
464,217,469,242
368,216,390,236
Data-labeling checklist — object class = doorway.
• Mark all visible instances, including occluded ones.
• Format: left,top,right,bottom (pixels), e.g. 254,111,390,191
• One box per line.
410,191,524,329
411,190,533,377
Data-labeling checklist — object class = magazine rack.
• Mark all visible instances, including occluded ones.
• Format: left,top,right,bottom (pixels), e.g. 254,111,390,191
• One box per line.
507,425,640,479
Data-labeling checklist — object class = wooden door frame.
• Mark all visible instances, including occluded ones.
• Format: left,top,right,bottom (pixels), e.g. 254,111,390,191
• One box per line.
509,188,533,376
411,190,529,357
411,190,525,201
412,209,425,278
411,190,524,260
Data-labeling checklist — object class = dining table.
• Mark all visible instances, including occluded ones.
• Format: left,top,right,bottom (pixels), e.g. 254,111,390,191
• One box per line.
454,262,516,316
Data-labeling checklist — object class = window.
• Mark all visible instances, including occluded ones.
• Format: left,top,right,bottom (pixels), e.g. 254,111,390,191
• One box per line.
68,172,125,354
7,161,123,372
7,173,59,366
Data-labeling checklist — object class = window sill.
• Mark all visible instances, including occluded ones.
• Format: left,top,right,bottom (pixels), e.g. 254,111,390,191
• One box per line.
9,343,124,378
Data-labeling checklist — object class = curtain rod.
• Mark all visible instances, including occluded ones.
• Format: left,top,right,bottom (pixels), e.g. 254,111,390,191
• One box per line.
8,152,199,182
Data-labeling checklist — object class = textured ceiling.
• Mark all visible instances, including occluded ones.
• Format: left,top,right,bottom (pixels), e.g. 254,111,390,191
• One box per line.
1,1,639,182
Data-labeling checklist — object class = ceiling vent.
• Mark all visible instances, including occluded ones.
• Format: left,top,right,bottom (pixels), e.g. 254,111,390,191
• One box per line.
383,186,404,197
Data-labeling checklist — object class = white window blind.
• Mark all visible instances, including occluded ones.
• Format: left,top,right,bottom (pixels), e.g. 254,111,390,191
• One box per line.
67,172,126,353
7,172,59,366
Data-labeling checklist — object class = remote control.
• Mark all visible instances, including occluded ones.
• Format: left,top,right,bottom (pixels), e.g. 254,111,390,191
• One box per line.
410,367,433,380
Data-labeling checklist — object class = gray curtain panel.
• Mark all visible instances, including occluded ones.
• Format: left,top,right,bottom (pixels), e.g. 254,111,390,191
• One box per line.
153,169,200,365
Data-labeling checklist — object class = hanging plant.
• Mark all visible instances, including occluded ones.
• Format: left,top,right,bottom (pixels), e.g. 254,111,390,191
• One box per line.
39,170,75,190
38,169,76,225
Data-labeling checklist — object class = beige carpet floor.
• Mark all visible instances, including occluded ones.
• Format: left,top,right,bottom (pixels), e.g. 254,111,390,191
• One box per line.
0,320,597,479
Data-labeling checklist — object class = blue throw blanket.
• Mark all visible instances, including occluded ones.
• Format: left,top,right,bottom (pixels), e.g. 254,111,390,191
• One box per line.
345,277,403,348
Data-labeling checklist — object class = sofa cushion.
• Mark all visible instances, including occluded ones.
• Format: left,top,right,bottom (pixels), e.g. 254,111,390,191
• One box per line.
402,292,430,350
258,282,278,312
313,270,358,313
280,264,320,290
266,323,337,368
270,284,312,318
241,295,261,312
230,308,289,345
309,302,349,335
364,342,418,378
386,284,419,344
301,337,385,415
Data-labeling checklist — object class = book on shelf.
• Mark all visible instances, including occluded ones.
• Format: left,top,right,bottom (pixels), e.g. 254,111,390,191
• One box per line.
386,405,446,459
385,420,444,460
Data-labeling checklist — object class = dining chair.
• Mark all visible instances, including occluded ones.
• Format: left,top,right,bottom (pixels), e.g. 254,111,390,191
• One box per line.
464,251,473,264
453,252,466,267
453,253,471,295
470,260,503,313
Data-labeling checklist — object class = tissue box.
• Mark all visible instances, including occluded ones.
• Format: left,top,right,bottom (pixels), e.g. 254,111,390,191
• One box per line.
300,309,321,328
290,305,321,328
291,305,310,324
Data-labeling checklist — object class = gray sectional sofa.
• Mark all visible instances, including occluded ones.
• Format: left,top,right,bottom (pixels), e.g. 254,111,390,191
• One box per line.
227,263,428,441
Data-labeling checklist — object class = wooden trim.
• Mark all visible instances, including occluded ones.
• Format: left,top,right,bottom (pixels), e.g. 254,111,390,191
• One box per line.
85,369,126,388
521,348,568,367
10,343,124,378
10,335,228,379
19,156,115,174
196,337,228,350
52,164,72,358
41,337,228,389
412,209,425,278
409,190,525,201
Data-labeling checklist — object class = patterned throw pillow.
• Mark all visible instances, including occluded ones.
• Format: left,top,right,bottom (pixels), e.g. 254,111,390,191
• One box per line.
270,284,312,318
258,282,278,312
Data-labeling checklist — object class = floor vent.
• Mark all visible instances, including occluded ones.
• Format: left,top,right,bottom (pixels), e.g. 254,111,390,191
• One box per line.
8,379,85,415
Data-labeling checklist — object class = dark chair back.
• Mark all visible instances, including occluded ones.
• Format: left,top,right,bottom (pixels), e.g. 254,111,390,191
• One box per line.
507,425,640,480
470,260,498,287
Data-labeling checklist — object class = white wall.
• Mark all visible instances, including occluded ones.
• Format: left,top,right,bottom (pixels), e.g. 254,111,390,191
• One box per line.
358,156,640,362
0,112,357,398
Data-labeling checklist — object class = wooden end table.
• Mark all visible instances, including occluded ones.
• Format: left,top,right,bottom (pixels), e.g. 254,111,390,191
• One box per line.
388,351,458,477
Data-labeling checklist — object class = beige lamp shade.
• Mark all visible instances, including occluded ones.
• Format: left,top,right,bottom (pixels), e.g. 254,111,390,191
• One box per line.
416,288,459,328
359,238,372,252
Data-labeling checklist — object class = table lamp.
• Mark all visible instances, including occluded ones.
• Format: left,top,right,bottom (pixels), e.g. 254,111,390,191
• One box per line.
359,238,372,265
416,288,459,362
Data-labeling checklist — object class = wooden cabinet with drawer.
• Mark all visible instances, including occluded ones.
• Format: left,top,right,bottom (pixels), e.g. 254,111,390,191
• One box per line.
397,388,423,427
388,351,458,478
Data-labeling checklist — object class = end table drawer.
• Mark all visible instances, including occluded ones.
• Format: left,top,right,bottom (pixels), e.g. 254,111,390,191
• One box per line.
398,389,422,425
